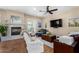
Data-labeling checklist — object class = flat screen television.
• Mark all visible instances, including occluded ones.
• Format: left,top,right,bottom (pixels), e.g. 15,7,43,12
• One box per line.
50,19,62,28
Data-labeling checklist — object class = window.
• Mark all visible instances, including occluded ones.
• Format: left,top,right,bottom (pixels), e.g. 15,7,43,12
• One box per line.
27,21,34,33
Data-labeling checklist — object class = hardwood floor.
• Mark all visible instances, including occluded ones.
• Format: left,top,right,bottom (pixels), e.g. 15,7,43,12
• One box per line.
44,45,53,53
0,38,27,53
0,38,53,53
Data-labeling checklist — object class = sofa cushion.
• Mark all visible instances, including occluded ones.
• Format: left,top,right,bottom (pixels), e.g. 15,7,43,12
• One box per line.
68,32,79,41
57,36,74,45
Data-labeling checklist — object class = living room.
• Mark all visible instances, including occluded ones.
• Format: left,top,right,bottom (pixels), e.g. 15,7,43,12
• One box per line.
0,6,79,53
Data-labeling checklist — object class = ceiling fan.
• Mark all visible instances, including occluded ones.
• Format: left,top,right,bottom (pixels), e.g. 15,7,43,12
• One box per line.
40,6,58,14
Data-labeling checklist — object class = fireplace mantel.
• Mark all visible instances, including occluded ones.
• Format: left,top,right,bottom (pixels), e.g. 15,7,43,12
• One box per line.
7,24,23,36
11,27,21,35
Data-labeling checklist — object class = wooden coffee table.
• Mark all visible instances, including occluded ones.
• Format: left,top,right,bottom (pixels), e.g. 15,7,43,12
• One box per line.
41,35,56,43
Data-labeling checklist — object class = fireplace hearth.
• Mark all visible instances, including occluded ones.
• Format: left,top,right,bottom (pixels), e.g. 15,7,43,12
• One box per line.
11,27,21,35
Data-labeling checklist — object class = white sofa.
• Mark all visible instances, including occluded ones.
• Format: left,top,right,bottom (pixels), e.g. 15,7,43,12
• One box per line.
57,36,74,45
23,32,44,53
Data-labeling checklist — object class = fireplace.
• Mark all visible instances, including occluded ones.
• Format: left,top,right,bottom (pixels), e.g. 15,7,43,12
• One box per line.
11,27,21,35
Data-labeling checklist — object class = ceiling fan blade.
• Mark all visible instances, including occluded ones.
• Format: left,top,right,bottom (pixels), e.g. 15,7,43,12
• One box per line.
47,6,49,12
50,9,58,11
49,11,53,14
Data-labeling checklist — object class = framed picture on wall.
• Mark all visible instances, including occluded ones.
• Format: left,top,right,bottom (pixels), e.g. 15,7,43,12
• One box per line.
11,16,22,24
38,22,42,28
68,17,79,27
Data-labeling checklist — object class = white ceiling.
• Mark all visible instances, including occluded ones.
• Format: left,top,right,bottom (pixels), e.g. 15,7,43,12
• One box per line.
0,6,76,17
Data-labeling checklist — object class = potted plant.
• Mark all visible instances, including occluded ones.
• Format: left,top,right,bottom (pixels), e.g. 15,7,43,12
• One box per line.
0,24,7,41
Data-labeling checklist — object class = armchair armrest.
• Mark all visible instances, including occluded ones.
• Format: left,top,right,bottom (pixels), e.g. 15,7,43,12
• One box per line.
71,41,78,47
54,39,77,53
54,39,77,47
